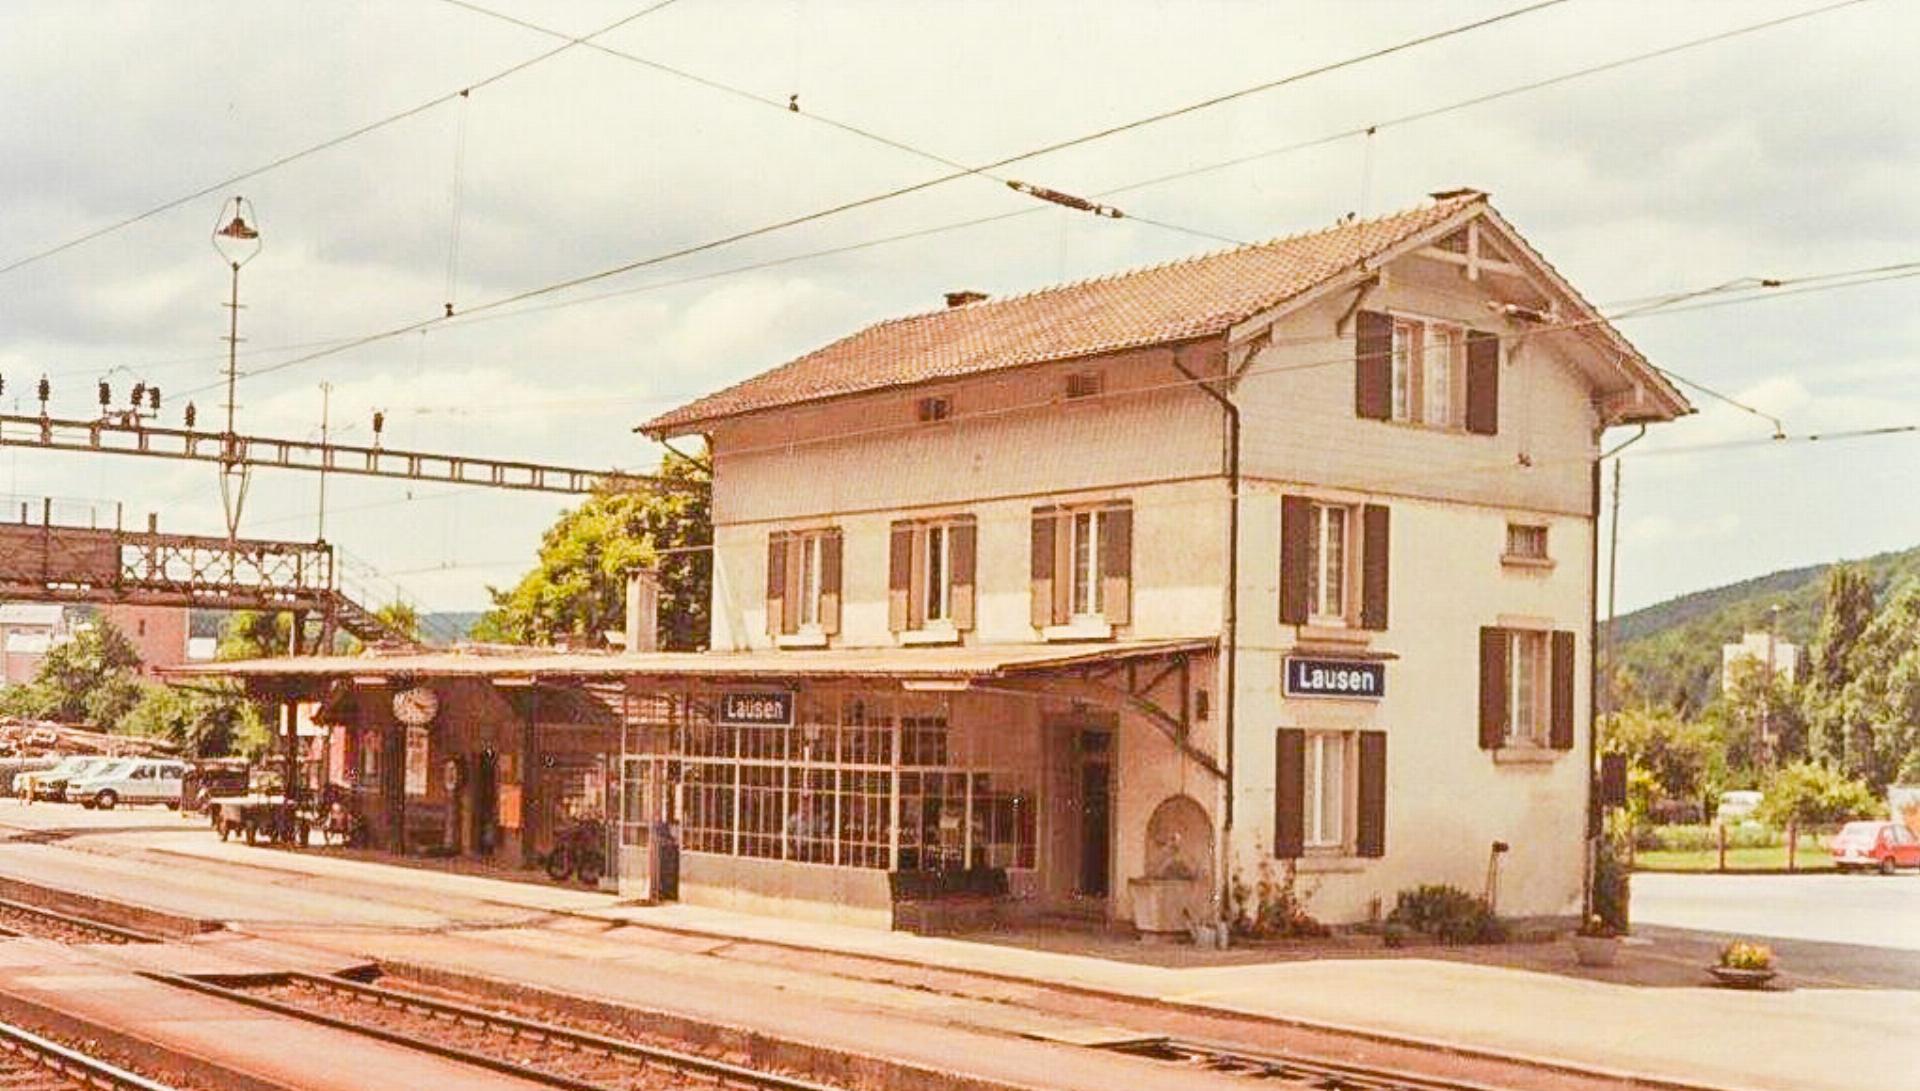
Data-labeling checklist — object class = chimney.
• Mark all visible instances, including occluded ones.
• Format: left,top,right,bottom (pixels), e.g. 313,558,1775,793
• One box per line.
944,290,988,308
624,569,661,654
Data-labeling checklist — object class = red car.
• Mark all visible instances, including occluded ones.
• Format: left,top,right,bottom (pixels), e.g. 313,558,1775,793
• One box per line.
1830,821,1920,874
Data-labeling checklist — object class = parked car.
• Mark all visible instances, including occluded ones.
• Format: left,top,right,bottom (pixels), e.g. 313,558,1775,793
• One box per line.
1715,790,1764,825
1830,820,1920,875
66,759,187,811
18,756,115,802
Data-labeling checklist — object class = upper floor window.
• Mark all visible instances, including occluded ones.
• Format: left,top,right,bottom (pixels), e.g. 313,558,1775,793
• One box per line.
1281,496,1388,631
890,516,977,636
1504,523,1549,563
1032,502,1132,634
1065,371,1105,400
1356,309,1500,435
1478,626,1576,753
768,528,841,640
1305,502,1349,624
916,395,952,423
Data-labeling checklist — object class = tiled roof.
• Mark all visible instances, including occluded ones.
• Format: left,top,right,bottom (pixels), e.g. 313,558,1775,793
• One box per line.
645,194,1487,434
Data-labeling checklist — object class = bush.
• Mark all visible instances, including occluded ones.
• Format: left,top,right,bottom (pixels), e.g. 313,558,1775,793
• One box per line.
1387,884,1506,945
1756,761,1881,828
1636,823,1782,853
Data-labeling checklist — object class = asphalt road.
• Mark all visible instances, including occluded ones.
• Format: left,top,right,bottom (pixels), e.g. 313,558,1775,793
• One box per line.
1632,870,1920,989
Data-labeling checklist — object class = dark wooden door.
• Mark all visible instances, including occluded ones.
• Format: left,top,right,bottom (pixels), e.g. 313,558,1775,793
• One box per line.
1077,730,1113,898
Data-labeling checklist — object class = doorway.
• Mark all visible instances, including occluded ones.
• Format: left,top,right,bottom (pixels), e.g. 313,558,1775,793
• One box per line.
1076,728,1114,899
473,749,499,856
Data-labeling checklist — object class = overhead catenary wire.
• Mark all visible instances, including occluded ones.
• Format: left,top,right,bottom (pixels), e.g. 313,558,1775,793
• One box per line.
0,0,687,279
177,0,1579,395
173,0,1874,394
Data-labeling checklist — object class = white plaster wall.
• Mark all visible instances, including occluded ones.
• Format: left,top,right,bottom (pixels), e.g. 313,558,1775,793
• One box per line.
1228,487,1593,923
1238,255,1601,519
711,474,1231,651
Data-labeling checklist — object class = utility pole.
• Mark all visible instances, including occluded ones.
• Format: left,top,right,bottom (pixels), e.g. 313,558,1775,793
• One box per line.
316,382,332,543
212,196,262,540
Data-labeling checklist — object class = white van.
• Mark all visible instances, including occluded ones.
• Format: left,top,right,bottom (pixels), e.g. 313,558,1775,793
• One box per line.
67,759,187,810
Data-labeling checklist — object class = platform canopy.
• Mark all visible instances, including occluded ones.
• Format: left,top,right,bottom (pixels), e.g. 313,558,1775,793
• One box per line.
165,638,1216,689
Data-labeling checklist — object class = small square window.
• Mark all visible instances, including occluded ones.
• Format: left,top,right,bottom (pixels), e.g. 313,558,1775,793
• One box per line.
1065,372,1104,399
916,396,952,422
1505,524,1549,561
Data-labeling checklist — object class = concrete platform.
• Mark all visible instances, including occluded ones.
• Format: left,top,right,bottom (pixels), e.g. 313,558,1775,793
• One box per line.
3,802,1914,1091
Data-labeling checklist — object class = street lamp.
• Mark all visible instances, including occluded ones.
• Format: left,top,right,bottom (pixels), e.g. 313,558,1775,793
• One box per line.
211,195,262,537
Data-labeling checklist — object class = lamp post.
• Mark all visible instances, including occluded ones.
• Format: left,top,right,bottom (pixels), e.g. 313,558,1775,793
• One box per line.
212,196,261,538
1761,603,1782,769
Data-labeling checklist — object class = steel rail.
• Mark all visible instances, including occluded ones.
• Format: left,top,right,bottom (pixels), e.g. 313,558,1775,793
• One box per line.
144,970,843,1091
0,1018,182,1091
0,898,163,945
1105,1037,1513,1091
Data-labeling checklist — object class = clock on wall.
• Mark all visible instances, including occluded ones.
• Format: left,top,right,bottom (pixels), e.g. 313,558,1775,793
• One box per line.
392,685,440,726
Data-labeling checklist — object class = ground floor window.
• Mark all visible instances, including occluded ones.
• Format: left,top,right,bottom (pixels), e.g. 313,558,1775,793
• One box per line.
621,689,1036,873
1303,731,1350,850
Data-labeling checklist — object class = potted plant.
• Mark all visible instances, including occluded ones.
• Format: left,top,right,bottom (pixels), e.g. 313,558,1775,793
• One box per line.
1570,915,1621,967
1709,941,1778,988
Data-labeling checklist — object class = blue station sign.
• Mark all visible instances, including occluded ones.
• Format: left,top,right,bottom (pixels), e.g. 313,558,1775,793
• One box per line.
1283,657,1386,700
718,690,796,727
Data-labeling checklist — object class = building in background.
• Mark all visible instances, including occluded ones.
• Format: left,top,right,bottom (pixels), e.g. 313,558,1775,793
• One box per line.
1722,630,1799,690
97,605,190,678
0,604,69,686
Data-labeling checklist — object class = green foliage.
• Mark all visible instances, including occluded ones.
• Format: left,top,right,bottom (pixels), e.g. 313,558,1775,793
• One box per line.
1386,884,1506,945
120,681,267,759
473,456,711,650
1755,761,1880,828
1634,823,1783,852
1702,658,1807,775
1602,706,1725,817
1816,580,1920,787
1593,823,1631,934
216,610,292,661
0,621,144,727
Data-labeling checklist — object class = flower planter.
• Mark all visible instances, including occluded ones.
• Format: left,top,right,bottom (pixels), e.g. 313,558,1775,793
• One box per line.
1571,934,1620,967
1709,965,1777,989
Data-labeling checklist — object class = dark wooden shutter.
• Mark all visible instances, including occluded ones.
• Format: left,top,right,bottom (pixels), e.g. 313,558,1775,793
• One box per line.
950,519,977,631
1030,507,1058,628
781,533,803,635
1550,630,1576,750
1479,627,1508,749
888,522,913,632
1356,731,1387,858
1360,503,1390,631
819,529,843,635
1355,310,1393,420
1100,504,1133,626
1279,495,1312,625
1465,330,1499,435
1274,728,1305,859
765,533,788,637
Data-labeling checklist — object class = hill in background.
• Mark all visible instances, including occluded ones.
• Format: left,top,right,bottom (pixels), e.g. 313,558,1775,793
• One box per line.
1614,543,1920,711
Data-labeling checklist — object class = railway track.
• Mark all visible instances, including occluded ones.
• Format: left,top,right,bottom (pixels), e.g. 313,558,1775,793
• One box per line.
147,971,844,1091
0,1018,181,1091
0,899,158,945
1102,1038,1510,1090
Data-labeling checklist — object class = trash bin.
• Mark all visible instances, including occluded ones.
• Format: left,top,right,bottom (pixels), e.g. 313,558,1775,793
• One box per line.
651,821,679,901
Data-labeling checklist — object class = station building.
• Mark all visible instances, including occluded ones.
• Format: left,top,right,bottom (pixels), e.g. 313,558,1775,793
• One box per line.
188,192,1688,932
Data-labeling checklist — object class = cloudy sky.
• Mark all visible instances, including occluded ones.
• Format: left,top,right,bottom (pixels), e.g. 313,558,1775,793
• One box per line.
0,0,1913,617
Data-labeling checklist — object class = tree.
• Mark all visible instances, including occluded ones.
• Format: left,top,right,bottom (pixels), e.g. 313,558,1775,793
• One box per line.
1826,579,1920,788
1601,706,1725,818
473,455,710,650
121,681,268,759
216,610,293,661
1705,658,1807,777
1755,760,1880,828
1806,564,1876,765
0,621,144,727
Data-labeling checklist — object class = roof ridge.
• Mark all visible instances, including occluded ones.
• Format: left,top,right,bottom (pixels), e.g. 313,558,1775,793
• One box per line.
871,193,1483,327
